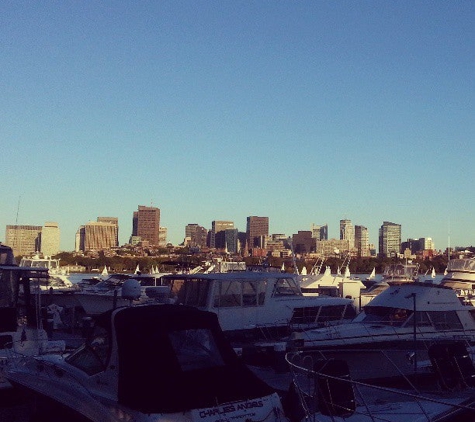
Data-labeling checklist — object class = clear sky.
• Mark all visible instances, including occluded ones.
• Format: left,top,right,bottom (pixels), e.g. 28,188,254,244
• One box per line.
1,1,473,252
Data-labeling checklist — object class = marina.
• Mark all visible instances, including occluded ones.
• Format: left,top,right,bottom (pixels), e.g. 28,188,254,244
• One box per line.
1,246,475,421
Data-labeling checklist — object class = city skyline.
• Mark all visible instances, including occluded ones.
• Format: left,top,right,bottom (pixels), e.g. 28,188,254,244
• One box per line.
2,210,446,254
1,3,473,252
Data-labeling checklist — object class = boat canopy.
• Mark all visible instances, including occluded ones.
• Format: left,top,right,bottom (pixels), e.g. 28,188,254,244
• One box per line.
70,305,273,414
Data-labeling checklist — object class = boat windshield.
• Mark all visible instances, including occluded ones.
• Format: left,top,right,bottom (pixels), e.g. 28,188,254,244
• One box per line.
169,328,225,371
447,259,475,272
272,277,302,297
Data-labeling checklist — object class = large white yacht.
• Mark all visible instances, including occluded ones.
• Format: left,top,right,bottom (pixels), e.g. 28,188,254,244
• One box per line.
290,282,475,350
161,272,356,343
19,254,76,292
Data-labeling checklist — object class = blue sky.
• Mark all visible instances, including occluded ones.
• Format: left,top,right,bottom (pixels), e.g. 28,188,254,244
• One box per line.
1,1,473,251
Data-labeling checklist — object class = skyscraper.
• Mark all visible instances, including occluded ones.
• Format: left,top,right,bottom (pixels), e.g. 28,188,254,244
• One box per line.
41,222,61,256
246,216,269,249
211,221,234,249
311,223,328,241
379,221,401,258
5,225,41,256
340,219,355,249
97,217,119,247
132,205,161,246
354,225,370,257
83,221,118,251
185,224,208,248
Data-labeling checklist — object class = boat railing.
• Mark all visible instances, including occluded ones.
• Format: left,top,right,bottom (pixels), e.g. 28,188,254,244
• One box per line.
5,351,96,399
285,349,475,422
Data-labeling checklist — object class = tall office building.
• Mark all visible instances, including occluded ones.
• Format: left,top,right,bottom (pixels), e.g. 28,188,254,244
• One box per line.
354,225,370,257
311,223,328,241
292,231,316,254
5,225,42,256
97,217,119,247
224,228,239,254
246,216,269,249
340,219,355,249
185,224,208,249
40,222,61,256
83,221,118,251
75,226,85,252
379,221,401,258
159,227,167,247
210,221,234,249
132,205,161,245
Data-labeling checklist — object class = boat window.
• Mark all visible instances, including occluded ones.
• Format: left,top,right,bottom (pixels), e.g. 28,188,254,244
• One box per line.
411,311,432,327
169,328,225,372
362,306,397,325
242,280,258,306
318,305,347,324
168,278,210,307
272,278,301,297
290,307,320,324
427,311,463,330
214,280,242,307
66,325,110,376
343,304,357,319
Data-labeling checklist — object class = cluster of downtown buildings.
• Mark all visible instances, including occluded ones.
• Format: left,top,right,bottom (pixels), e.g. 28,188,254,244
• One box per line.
4,205,435,259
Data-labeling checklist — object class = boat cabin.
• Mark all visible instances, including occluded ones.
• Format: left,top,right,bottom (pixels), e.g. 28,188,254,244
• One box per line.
161,272,356,341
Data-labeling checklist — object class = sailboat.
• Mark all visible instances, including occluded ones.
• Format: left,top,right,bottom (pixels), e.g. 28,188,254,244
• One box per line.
101,266,108,278
432,266,436,278
134,264,140,275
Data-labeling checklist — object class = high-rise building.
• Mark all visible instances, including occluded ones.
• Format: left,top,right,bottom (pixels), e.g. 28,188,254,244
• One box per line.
41,222,61,256
246,216,269,249
185,224,208,249
83,221,118,251
159,227,167,247
292,231,316,254
379,221,401,258
97,217,119,247
211,221,234,249
5,225,42,256
224,228,239,254
75,226,85,252
340,219,355,249
354,225,370,257
311,224,328,241
132,205,161,246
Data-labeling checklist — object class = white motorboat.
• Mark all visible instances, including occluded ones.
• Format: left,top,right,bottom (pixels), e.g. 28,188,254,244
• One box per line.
19,254,78,292
290,283,475,352
161,272,356,343
0,245,65,389
74,273,171,315
5,304,289,422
